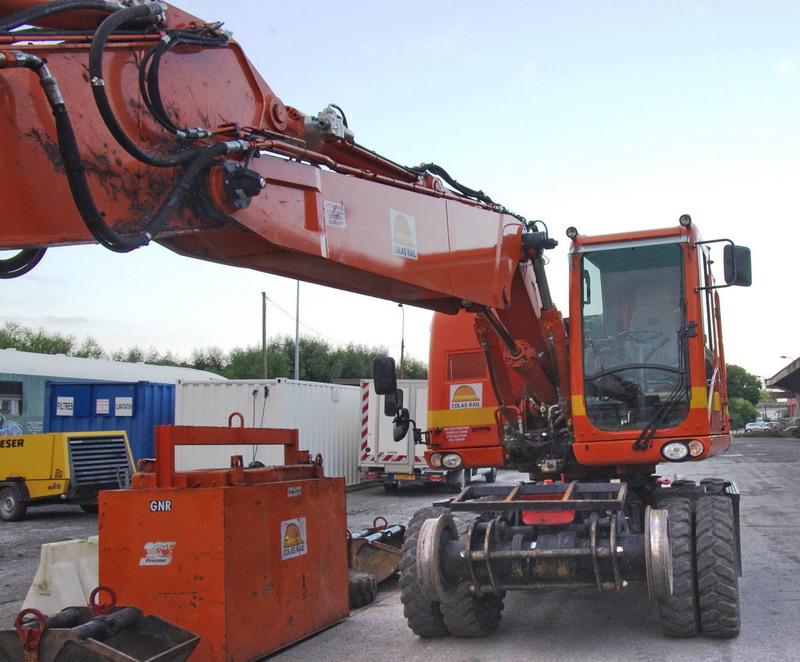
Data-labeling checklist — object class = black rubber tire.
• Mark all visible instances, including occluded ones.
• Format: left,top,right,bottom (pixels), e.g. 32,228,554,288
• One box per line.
656,498,700,637
439,580,505,638
399,506,451,637
348,569,377,609
485,467,497,484
650,481,703,506
695,496,741,638
699,478,727,495
0,485,27,522
383,482,398,493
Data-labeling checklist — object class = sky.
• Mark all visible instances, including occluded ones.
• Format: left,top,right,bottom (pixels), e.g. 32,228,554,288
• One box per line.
2,0,798,380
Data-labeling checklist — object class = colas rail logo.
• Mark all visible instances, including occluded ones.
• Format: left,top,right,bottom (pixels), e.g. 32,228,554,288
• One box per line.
281,517,307,560
390,209,418,260
450,383,483,409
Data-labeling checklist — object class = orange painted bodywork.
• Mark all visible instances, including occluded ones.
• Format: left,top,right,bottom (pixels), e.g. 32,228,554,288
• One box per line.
426,312,502,467
425,310,521,469
99,426,348,661
568,224,731,468
0,3,524,312
424,224,733,477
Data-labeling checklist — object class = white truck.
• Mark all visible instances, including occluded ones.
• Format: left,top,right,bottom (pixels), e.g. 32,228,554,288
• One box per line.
358,380,495,491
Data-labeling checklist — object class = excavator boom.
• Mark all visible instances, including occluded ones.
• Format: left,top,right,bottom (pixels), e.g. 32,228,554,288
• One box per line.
0,1,524,313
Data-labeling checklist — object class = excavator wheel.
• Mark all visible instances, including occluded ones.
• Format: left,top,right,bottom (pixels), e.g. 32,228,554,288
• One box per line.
695,496,740,638
439,580,505,638
399,507,450,637
656,498,700,637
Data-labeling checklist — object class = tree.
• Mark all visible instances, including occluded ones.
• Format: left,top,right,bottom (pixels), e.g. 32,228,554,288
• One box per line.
333,343,389,381
190,346,226,374
112,346,146,363
726,364,761,406
225,345,263,379
728,397,759,431
74,336,106,359
403,356,428,380
0,321,74,355
0,319,428,382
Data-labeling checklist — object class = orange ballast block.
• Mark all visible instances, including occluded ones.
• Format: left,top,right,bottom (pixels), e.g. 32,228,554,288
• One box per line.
98,466,349,661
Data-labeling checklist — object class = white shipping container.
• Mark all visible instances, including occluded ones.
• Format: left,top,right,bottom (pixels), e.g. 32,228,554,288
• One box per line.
175,378,361,486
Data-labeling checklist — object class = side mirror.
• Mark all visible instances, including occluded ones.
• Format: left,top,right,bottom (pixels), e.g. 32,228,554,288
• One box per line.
723,245,752,287
373,356,398,395
384,388,403,417
393,407,411,441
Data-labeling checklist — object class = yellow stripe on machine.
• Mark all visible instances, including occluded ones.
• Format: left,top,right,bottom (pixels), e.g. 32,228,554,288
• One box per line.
428,407,497,428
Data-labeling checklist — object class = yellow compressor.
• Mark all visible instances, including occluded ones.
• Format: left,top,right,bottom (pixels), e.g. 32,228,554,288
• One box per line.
0,431,133,522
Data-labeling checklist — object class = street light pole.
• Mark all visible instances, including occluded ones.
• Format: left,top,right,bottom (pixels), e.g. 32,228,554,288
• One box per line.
261,292,268,379
294,281,300,380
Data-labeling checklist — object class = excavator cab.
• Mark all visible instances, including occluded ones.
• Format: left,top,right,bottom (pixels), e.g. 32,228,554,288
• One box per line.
579,241,689,432
569,219,751,468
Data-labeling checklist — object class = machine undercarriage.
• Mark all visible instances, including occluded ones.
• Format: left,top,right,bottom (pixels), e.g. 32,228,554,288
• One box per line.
401,476,741,639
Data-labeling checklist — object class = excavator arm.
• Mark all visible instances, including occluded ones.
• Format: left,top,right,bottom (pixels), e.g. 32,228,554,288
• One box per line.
1,1,527,313
0,0,569,463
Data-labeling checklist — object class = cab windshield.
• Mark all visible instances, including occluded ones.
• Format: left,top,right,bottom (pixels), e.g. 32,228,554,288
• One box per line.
581,242,689,432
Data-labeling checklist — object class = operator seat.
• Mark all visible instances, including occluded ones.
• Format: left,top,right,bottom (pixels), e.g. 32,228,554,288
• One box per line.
625,281,681,368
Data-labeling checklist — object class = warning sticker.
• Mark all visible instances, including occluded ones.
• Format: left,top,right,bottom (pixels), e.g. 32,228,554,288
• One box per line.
281,517,308,560
443,426,472,444
391,209,418,260
139,541,176,566
325,201,346,228
450,383,483,409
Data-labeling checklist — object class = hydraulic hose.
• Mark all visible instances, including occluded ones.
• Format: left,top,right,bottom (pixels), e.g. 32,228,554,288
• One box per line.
139,25,227,139
88,2,203,168
0,249,46,278
8,49,247,254
54,102,235,251
0,0,124,32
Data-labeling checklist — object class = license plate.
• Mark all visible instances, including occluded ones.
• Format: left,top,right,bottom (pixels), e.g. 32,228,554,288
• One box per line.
394,474,417,481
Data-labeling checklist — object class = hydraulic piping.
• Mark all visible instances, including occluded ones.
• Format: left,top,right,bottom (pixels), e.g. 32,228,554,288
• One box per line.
3,48,251,256
0,248,46,279
0,0,125,32
87,2,203,169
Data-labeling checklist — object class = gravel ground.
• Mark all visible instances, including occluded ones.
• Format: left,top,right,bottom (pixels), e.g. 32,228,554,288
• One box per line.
3,436,799,662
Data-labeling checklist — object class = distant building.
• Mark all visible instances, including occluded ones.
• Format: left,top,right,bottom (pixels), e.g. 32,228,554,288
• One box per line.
0,349,224,436
767,357,800,418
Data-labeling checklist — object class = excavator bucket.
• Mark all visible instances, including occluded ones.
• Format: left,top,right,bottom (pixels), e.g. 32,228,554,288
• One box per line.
0,605,199,662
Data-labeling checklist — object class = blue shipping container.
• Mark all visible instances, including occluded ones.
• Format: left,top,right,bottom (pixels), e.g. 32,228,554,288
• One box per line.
45,381,175,462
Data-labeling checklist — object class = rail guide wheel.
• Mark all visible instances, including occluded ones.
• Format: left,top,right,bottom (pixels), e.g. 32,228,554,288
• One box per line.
399,507,450,638
644,505,673,601
417,513,460,602
414,511,505,638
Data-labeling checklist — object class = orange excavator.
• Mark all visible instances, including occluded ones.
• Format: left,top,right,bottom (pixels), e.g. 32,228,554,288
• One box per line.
1,0,749,645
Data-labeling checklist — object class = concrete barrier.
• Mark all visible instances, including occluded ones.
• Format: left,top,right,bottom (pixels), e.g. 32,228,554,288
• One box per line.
22,536,99,614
